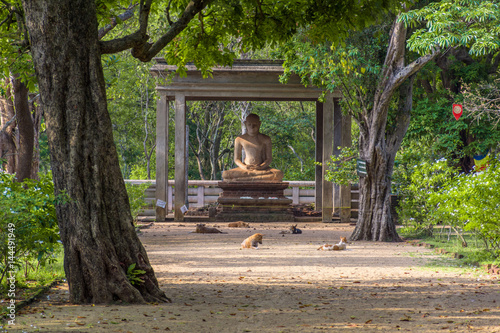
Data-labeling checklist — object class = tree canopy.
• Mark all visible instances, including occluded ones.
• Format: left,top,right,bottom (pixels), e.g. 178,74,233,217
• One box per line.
95,0,402,70
400,0,500,56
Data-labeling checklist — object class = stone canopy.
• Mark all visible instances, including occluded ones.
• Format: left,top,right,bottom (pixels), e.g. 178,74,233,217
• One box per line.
150,59,351,223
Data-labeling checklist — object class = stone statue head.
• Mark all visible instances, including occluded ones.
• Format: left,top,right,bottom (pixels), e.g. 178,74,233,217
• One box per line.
244,113,261,136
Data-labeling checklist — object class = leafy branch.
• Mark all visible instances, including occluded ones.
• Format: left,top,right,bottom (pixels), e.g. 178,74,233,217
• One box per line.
320,146,359,186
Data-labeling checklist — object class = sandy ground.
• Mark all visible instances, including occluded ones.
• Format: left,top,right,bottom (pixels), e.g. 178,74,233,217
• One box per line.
3,222,500,333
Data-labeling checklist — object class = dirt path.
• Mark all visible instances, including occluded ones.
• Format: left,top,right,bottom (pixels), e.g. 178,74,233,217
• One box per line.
4,222,500,332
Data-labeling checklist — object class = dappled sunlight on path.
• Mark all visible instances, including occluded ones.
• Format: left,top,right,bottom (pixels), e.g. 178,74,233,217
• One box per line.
6,222,500,332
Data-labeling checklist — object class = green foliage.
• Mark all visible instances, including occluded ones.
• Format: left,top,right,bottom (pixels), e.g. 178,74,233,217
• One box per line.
129,165,155,180
397,159,458,236
276,24,390,116
407,84,500,168
186,101,238,180
429,160,500,253
160,0,401,76
124,182,151,222
398,232,499,266
0,172,67,286
255,101,318,180
398,157,500,259
0,0,37,90
273,18,410,171
401,0,500,56
126,263,146,286
392,140,434,194
323,146,359,186
0,250,64,302
103,54,158,178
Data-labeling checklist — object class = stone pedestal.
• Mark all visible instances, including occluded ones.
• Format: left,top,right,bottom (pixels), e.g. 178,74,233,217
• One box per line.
216,181,293,222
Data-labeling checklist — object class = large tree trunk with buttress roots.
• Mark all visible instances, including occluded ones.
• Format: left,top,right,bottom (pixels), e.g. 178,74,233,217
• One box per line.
350,18,439,242
22,0,169,303
351,78,415,242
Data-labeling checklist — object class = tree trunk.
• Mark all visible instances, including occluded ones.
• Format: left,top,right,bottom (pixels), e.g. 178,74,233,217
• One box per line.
456,129,475,173
0,78,41,179
209,102,226,180
12,75,34,182
188,101,228,180
22,0,169,304
194,150,207,180
350,17,439,242
351,77,415,242
30,94,42,179
287,144,304,172
0,78,17,173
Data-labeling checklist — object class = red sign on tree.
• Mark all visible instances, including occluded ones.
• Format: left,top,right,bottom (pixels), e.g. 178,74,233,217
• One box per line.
452,104,463,120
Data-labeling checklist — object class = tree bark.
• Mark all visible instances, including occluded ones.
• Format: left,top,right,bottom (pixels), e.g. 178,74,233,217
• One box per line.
22,0,169,304
209,102,226,180
350,18,439,242
30,94,42,179
12,75,33,182
0,78,17,173
287,144,304,172
0,77,39,180
418,78,434,95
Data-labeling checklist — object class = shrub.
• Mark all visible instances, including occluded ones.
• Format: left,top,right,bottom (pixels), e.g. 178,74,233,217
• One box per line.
0,172,66,287
398,157,500,260
397,159,458,237
430,160,500,254
129,164,155,180
125,181,151,222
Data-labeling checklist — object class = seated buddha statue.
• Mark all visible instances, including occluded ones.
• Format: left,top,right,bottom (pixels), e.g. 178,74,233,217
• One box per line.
222,113,283,182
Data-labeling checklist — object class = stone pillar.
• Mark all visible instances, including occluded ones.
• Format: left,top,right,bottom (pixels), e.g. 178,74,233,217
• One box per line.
333,99,352,223
315,101,323,211
322,94,334,222
155,93,169,222
340,109,352,223
174,94,186,221
185,124,189,207
333,99,342,217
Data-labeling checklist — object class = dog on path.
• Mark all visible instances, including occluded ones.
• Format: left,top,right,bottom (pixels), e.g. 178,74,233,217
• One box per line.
317,236,348,251
241,233,263,249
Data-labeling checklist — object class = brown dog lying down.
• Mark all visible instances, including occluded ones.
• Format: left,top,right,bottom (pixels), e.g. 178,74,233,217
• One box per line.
241,233,263,249
193,223,226,234
228,221,250,228
317,236,348,251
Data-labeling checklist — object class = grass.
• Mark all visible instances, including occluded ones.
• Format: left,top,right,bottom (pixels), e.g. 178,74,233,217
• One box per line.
399,226,500,268
1,250,65,319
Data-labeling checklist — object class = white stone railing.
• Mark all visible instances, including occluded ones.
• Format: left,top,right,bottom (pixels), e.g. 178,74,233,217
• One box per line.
125,179,316,211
